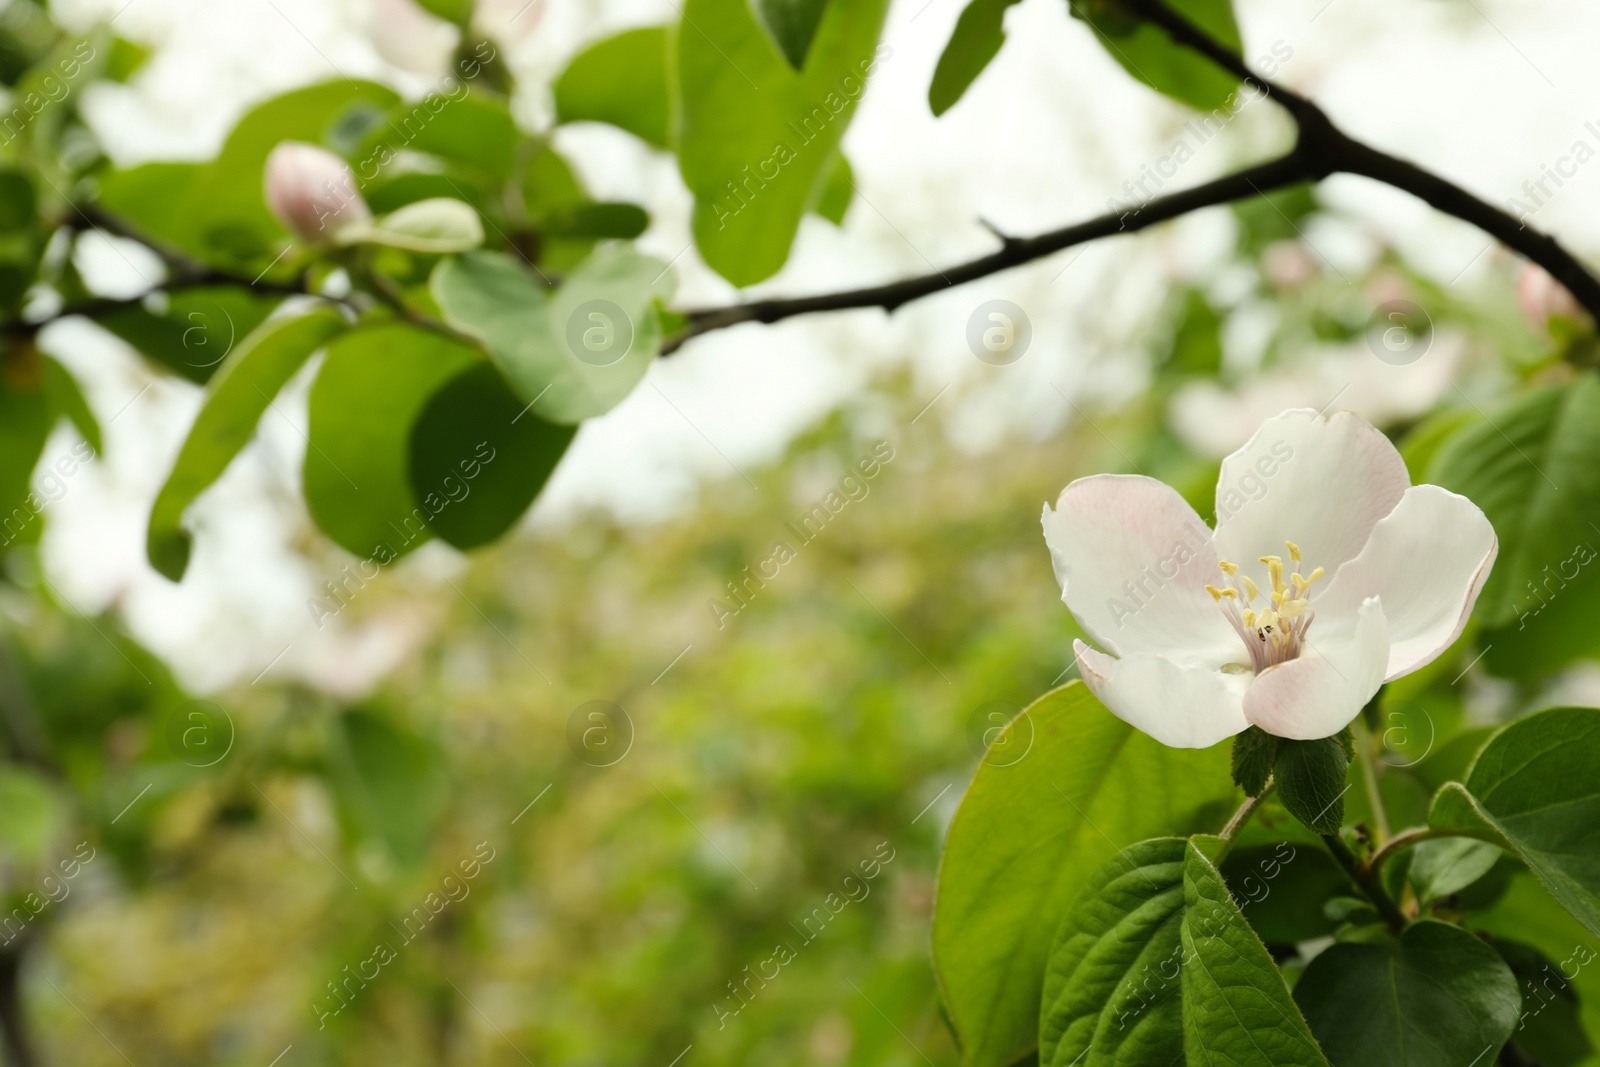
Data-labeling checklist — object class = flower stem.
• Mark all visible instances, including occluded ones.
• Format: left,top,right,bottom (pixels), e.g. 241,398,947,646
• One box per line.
1320,832,1409,932
1355,716,1391,843
1365,826,1451,878
1220,781,1274,842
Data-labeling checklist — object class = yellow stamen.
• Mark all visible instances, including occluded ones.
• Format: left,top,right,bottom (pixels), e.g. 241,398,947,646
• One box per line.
1286,540,1302,564
1260,555,1286,597
1239,575,1259,602
1218,560,1239,576
1205,584,1237,601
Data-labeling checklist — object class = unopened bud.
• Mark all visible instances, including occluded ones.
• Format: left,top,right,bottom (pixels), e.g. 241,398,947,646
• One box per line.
264,142,372,243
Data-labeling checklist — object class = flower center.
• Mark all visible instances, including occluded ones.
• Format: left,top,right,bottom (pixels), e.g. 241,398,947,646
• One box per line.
1206,540,1325,673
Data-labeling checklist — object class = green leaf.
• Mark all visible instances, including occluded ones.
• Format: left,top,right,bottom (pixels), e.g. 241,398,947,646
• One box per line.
933,683,1237,1067
105,35,151,82
41,356,101,455
1409,837,1502,905
95,287,284,385
358,93,519,184
304,324,480,559
343,197,484,253
678,0,888,284
407,361,575,549
813,154,853,224
753,0,830,70
928,0,1020,116
328,710,447,870
147,310,347,581
1294,920,1520,1067
431,247,673,424
1040,837,1191,1066
1221,841,1348,944
1274,736,1349,835
541,202,650,240
1470,874,1600,1067
1428,376,1600,680
1491,940,1594,1067
553,26,672,148
1179,838,1330,1066
0,369,51,540
1070,0,1242,112
1429,706,1600,938
1231,725,1277,797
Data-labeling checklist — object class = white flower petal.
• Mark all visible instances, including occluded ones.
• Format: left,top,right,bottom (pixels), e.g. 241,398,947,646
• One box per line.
1212,409,1410,577
1043,475,1236,662
1075,640,1251,748
1243,598,1389,740
1313,485,1497,680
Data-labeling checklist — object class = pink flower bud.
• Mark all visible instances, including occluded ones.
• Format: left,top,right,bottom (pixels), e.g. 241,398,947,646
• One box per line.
1516,262,1587,332
264,142,372,243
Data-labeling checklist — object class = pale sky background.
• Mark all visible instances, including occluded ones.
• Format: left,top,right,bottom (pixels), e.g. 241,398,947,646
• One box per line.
24,0,1600,692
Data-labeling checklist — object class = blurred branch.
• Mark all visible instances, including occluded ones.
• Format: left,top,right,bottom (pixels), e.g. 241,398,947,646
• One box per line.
665,0,1600,355
0,938,38,1067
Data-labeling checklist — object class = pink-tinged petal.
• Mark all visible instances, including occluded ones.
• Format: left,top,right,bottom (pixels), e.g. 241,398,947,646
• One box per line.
1075,640,1251,749
1313,485,1496,680
1043,475,1238,663
1243,598,1389,740
1212,409,1410,578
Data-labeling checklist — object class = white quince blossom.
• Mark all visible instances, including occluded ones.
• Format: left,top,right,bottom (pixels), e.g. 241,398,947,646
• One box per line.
1042,408,1497,748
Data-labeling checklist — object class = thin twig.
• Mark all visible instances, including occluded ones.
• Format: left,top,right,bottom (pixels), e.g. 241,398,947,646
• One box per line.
1321,832,1409,932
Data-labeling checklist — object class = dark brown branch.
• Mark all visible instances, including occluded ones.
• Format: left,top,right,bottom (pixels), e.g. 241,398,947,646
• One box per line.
663,0,1600,355
664,151,1315,354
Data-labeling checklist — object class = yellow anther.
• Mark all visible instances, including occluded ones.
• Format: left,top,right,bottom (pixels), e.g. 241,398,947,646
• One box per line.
1218,560,1239,576
1305,566,1324,584
1286,540,1302,563
1242,609,1257,628
1259,555,1286,596
1205,584,1236,601
1239,575,1259,602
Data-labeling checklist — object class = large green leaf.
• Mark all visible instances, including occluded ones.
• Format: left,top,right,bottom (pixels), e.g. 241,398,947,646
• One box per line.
928,0,1021,117
1041,836,1326,1067
431,247,672,424
356,93,520,184
1429,706,1600,938
147,309,347,581
933,683,1237,1067
677,0,888,284
553,26,672,148
1180,838,1330,1066
407,361,575,549
304,324,480,559
1042,837,1190,1066
1294,920,1520,1067
1428,377,1600,680
96,287,284,385
1071,0,1242,113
